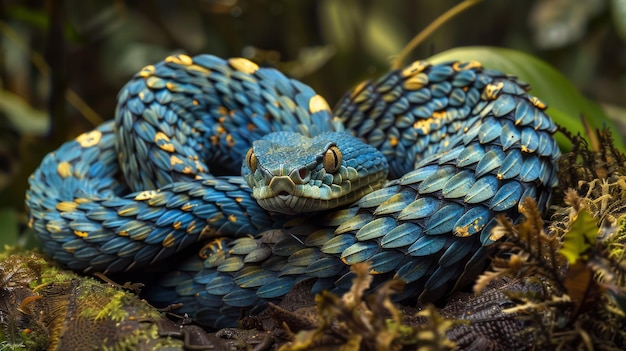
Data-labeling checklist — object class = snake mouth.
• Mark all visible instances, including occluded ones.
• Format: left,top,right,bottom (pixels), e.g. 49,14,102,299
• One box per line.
276,192,295,208
249,176,302,214
253,175,387,215
256,192,300,215
276,191,291,199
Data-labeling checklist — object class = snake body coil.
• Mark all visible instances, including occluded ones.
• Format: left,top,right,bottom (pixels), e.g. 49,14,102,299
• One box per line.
26,54,560,327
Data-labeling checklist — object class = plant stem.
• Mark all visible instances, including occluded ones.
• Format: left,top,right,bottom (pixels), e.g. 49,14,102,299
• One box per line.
392,0,484,70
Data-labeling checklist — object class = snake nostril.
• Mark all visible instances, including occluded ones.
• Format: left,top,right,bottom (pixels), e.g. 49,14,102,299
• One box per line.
298,167,307,181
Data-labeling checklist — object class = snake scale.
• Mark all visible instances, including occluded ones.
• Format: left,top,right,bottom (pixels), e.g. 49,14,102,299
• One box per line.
26,54,560,327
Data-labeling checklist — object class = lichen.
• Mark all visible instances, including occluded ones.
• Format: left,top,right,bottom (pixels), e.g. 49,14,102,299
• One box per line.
0,250,237,350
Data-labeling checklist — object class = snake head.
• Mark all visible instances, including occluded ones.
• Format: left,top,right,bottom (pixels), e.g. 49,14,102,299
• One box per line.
242,131,389,215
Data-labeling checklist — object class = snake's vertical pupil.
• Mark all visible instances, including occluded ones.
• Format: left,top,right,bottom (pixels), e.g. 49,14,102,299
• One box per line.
323,146,342,173
246,148,257,172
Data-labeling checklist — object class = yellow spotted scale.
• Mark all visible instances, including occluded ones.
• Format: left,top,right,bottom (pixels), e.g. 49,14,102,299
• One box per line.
26,54,560,328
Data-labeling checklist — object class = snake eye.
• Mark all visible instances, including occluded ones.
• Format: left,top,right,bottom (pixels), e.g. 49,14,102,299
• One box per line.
245,148,257,173
323,146,342,173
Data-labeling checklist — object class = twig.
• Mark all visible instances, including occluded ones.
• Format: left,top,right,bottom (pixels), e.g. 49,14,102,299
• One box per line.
392,0,484,70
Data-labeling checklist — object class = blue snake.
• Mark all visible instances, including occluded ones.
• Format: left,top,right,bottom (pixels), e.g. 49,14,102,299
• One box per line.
26,54,560,327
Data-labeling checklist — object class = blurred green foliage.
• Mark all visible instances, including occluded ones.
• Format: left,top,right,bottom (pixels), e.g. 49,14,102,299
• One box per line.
429,46,622,151
0,0,624,247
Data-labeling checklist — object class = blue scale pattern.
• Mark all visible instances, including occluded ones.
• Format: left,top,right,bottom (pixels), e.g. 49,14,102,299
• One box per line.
26,55,560,328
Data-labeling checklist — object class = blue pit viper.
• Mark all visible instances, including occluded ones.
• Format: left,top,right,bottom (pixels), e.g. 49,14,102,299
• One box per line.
26,54,561,327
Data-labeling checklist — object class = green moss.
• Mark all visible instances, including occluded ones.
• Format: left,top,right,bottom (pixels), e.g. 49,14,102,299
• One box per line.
102,323,184,351
0,250,203,350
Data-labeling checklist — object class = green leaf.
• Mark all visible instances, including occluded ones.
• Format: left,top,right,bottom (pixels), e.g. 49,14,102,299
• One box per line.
362,10,408,64
427,47,624,152
320,0,362,53
6,4,80,42
560,210,598,264
285,46,337,79
612,0,626,41
6,5,49,29
0,89,49,135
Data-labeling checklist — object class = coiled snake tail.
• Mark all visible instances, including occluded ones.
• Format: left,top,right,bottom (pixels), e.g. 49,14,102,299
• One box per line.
26,54,560,328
